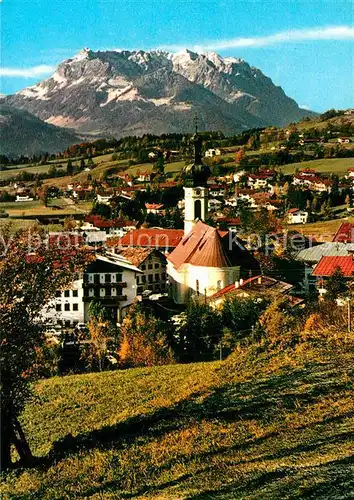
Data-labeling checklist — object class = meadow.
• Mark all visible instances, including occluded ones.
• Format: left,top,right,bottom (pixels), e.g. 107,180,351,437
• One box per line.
280,157,354,175
1,335,353,499
0,199,92,218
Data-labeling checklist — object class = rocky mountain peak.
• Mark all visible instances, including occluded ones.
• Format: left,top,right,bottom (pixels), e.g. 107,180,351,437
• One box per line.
4,48,315,138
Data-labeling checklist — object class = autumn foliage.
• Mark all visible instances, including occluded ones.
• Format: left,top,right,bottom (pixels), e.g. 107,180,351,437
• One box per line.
118,304,174,367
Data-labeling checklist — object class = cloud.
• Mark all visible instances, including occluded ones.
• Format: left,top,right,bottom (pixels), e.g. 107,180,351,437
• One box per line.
0,65,55,78
161,25,354,52
299,104,311,110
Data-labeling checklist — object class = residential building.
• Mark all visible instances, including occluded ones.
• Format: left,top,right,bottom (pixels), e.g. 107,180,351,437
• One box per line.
97,193,113,204
312,255,354,297
205,148,221,157
42,254,142,326
287,208,309,224
15,195,34,202
114,247,167,295
113,228,184,253
145,203,165,215
332,222,354,243
208,275,303,308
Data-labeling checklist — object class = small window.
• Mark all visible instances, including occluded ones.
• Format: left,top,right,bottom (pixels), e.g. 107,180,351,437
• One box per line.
64,290,70,297
72,290,78,297
217,280,222,291
56,304,62,312
162,272,166,280
137,286,143,294
142,276,146,284
155,274,159,281
141,265,146,270
64,304,70,311
89,288,94,297
148,264,153,270
117,273,123,283
55,290,61,298
105,274,111,283
148,275,153,283
196,279,200,295
73,304,78,311
154,263,159,269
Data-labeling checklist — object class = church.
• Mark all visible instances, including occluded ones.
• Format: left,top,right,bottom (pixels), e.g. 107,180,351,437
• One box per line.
167,131,259,304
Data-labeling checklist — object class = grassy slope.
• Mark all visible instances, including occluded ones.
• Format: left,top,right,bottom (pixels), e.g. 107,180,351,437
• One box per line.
1,338,353,499
280,157,354,175
0,199,92,217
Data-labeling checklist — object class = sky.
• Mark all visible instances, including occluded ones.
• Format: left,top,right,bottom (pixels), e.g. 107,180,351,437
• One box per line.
0,0,353,112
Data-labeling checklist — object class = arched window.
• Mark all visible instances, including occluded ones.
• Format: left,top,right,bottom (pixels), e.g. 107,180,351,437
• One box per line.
217,280,222,291
194,199,202,219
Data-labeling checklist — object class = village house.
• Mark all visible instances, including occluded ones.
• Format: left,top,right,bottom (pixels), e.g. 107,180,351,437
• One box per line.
247,173,273,190
312,255,354,298
208,275,303,308
215,217,241,233
97,193,113,204
114,227,184,254
208,184,227,198
136,171,152,182
42,253,142,327
205,148,221,158
111,247,168,295
295,241,354,294
145,203,165,215
287,208,309,224
15,194,34,202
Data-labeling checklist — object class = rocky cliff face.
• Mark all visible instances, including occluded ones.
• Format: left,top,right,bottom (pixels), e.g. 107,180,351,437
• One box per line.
3,48,314,137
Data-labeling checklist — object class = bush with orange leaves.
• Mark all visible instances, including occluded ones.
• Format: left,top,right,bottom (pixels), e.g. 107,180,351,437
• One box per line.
118,304,175,368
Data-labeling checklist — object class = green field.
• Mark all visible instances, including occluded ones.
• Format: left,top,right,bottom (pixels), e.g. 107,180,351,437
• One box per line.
280,157,354,175
0,163,67,181
0,199,92,217
1,335,353,499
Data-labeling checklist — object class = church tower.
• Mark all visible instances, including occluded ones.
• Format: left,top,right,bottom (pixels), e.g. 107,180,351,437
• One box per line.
182,126,211,235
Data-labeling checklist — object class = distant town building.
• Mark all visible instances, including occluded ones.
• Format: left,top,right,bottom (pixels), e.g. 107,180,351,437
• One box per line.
287,208,309,224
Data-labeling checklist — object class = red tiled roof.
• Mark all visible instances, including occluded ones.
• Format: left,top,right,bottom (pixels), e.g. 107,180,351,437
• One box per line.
117,228,184,249
332,222,354,243
168,222,231,269
84,215,137,229
116,247,156,267
211,275,293,299
312,255,354,277
216,217,241,225
145,203,165,210
288,208,300,214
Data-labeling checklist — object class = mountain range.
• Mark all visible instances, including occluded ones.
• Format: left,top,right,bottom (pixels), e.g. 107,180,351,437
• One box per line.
2,48,315,151
0,104,80,158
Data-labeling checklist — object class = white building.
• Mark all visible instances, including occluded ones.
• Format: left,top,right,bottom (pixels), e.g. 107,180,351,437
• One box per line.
42,254,142,327
205,148,221,158
15,195,34,202
287,208,309,224
97,193,113,204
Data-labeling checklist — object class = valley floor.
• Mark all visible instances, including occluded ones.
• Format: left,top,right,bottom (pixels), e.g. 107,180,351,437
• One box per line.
1,339,354,499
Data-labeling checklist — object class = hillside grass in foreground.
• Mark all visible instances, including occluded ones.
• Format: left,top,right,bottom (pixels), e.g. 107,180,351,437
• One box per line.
1,336,353,499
